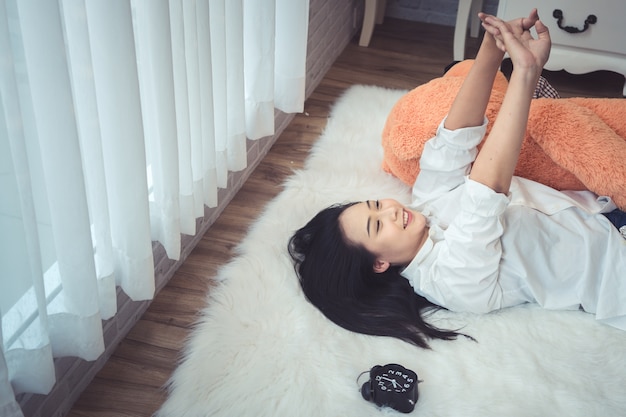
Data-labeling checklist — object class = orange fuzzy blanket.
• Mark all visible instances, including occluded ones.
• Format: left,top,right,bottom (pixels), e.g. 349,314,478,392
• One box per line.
381,60,626,210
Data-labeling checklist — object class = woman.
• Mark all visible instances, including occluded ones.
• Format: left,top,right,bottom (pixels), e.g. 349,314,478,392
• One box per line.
289,10,626,348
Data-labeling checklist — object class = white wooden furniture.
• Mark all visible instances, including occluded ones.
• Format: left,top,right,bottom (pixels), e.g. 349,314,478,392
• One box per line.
359,0,387,47
497,0,626,95
359,0,484,62
453,0,483,61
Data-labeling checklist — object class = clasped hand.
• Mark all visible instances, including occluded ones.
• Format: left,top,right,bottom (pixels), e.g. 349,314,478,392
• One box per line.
479,8,551,75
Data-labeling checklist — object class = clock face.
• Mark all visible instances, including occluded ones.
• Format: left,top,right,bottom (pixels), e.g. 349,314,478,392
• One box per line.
374,365,416,394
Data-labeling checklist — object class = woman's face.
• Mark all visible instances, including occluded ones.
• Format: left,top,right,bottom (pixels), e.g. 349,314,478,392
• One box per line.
338,199,428,272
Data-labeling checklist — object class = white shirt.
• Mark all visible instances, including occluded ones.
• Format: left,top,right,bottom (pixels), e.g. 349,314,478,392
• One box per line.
401,117,626,329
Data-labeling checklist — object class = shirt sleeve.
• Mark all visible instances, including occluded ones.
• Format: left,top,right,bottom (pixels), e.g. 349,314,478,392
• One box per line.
419,178,511,314
412,116,488,204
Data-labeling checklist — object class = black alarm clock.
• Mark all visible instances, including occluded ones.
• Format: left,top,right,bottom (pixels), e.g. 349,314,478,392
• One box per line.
360,363,421,413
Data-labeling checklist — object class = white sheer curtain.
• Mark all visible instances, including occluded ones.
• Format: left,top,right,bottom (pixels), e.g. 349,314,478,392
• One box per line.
0,0,309,414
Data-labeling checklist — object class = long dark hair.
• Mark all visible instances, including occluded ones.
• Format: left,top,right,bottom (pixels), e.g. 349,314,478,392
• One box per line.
288,203,463,348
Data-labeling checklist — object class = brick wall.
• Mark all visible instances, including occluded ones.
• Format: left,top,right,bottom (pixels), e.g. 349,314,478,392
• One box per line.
385,0,499,26
17,1,362,416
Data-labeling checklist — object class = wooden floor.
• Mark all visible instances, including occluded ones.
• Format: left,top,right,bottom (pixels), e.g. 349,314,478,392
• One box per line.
66,18,624,417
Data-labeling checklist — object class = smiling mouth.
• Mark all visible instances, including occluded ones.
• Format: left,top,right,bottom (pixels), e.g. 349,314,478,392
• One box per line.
403,209,410,228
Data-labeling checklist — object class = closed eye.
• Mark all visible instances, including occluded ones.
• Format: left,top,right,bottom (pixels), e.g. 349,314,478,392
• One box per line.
366,200,381,237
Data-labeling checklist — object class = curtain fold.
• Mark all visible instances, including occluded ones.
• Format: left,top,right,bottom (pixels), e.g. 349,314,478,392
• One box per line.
0,0,310,412
243,0,276,140
85,0,156,301
133,0,182,261
60,0,118,319
275,0,309,113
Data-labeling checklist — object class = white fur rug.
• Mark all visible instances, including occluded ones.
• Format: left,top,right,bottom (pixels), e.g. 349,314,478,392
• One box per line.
156,86,626,417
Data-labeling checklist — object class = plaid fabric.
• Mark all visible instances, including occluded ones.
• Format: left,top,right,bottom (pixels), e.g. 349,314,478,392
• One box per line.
533,76,560,99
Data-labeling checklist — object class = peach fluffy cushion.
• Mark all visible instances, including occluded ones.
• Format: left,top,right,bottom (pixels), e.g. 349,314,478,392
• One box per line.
381,60,626,210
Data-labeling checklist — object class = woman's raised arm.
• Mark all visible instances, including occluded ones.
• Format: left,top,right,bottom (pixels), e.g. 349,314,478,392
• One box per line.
468,14,551,194
444,9,540,131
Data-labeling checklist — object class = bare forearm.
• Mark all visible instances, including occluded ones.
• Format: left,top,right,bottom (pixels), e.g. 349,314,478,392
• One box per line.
462,10,550,194
469,69,539,193
444,35,504,130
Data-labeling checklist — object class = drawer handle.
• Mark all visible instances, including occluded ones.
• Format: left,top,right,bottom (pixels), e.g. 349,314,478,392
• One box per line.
552,9,597,34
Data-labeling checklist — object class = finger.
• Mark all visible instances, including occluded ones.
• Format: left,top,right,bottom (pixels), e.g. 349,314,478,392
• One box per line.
481,21,502,37
485,16,514,38
521,8,539,30
478,12,499,29
534,19,550,38
482,15,508,30
490,19,527,53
